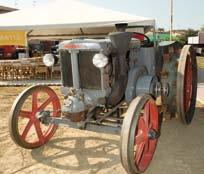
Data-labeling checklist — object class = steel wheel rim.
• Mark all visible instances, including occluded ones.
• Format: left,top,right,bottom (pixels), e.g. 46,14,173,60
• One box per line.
177,45,197,124
120,95,159,174
10,86,61,148
18,88,60,146
134,100,158,172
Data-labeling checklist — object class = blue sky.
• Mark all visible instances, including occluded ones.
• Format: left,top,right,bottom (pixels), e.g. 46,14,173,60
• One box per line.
0,0,203,30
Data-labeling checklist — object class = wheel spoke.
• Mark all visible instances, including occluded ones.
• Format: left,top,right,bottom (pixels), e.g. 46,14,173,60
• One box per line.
33,119,45,144
149,103,158,129
135,131,146,145
144,102,150,128
137,117,146,131
19,110,32,119
32,92,38,112
136,118,147,145
146,140,156,157
143,140,150,155
135,142,145,165
21,119,33,139
38,96,55,112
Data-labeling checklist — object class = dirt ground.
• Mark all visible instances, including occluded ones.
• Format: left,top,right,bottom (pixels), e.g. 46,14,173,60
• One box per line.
0,86,204,174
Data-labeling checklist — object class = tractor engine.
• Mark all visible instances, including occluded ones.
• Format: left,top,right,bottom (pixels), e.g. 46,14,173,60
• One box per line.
59,32,160,122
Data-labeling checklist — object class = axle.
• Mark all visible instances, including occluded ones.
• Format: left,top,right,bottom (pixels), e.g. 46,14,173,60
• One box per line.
36,110,121,135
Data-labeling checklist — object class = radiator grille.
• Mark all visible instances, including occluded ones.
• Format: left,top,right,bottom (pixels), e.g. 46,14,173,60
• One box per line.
60,50,73,87
60,50,101,89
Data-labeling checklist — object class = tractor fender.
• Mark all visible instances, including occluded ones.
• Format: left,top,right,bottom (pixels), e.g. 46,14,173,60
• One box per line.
136,75,158,97
125,66,148,103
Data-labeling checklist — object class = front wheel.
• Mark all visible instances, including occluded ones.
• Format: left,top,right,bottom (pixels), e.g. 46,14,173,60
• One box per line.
9,85,61,149
120,94,159,174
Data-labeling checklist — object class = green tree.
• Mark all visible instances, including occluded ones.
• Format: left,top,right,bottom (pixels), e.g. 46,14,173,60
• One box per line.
200,25,204,32
176,29,198,45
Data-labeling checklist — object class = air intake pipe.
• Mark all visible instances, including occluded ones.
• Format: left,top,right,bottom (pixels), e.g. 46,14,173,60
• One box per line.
107,32,132,106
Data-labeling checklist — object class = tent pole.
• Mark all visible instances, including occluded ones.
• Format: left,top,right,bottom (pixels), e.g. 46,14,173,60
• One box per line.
170,0,173,41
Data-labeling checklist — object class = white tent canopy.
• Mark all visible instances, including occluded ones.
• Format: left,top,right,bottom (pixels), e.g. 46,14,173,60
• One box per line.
0,0,155,39
0,0,155,29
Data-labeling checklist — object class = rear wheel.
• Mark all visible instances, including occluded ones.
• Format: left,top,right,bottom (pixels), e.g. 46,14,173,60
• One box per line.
9,85,61,149
177,45,197,124
120,94,159,174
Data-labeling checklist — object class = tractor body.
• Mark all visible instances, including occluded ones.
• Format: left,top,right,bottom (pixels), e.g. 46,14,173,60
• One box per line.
59,32,161,122
9,27,198,174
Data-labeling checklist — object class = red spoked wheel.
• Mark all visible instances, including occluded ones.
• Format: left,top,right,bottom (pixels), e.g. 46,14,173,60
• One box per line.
177,45,197,124
9,85,61,149
120,94,159,174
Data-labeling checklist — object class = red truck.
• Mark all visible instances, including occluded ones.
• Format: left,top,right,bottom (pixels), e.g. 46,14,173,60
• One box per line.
0,45,18,59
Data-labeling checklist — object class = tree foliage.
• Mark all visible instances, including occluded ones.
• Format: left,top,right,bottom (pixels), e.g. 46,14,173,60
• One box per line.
200,25,204,32
176,29,198,45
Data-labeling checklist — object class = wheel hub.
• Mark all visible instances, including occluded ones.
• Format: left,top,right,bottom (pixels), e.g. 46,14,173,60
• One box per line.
36,111,51,125
148,129,159,140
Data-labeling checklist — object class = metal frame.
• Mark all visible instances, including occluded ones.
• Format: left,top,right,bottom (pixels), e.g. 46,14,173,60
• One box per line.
37,102,126,135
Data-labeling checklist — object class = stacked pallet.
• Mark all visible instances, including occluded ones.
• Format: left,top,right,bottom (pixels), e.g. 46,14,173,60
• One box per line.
0,57,60,81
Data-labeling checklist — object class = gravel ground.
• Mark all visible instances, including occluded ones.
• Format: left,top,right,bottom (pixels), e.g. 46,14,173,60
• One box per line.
0,86,204,174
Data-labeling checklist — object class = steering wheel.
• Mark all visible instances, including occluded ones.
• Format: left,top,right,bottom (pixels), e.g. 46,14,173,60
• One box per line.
132,32,151,47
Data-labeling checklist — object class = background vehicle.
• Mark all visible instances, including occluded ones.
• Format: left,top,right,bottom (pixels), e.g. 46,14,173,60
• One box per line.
0,45,18,59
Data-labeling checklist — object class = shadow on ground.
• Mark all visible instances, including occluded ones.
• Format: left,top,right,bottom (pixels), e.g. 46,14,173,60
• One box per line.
31,136,120,173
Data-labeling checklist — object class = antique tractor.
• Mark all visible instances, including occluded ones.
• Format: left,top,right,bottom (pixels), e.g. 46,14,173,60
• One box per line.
9,24,197,174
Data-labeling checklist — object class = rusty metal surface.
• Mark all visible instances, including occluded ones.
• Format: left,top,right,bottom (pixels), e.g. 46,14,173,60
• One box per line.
159,41,181,118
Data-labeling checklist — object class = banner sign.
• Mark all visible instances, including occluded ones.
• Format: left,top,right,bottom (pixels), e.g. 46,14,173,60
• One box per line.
0,30,26,46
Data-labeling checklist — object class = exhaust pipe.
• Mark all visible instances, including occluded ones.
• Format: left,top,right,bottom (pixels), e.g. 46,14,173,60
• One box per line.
107,32,132,106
